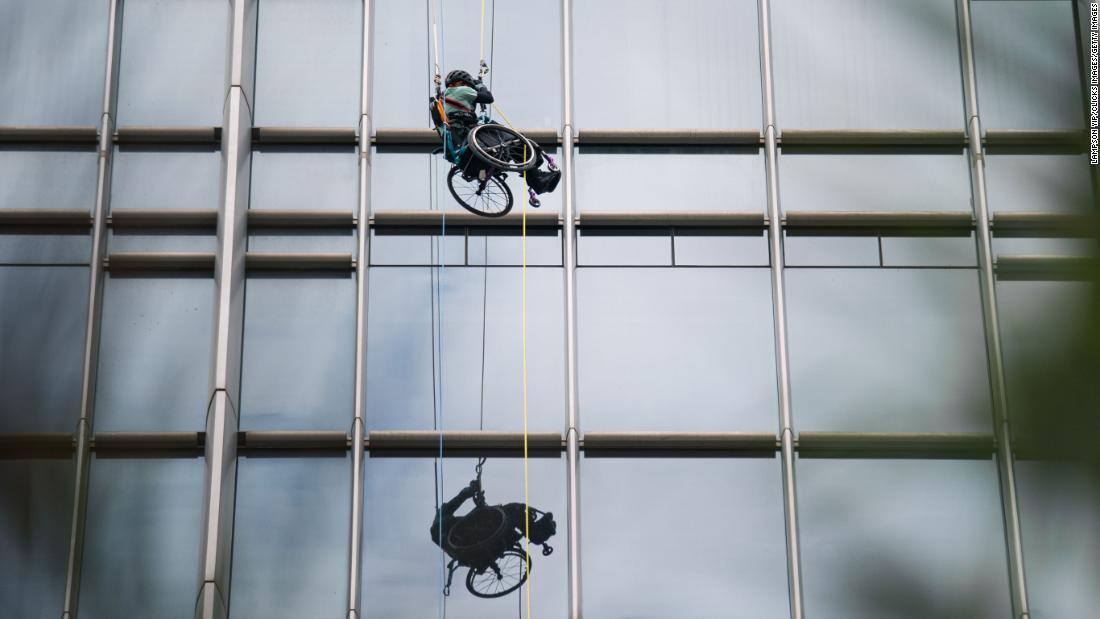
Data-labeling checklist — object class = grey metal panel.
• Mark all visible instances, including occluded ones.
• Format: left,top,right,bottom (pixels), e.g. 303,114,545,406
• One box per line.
994,255,1097,281
109,208,219,228
991,212,1098,238
372,126,560,146
370,209,560,228
245,252,354,271
115,126,220,144
784,210,974,230
196,393,239,619
957,0,1031,616
253,126,357,144
104,251,216,271
240,431,349,450
578,128,761,146
366,430,564,452
779,128,967,146
194,576,228,619
247,209,355,228
983,129,1087,148
0,125,99,143
0,208,92,226
578,210,766,228
797,432,996,458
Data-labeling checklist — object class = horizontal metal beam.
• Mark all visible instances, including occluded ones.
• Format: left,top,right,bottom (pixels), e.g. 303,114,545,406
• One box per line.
115,126,220,144
253,127,357,145
780,129,967,147
0,125,98,143
247,209,356,228
577,128,760,146
104,251,216,271
109,208,218,228
983,129,1086,149
0,433,75,458
245,252,354,271
578,211,766,229
991,212,1098,238
91,432,204,452
582,432,779,455
0,208,92,226
797,432,996,458
371,210,561,229
367,431,565,455
373,127,560,147
239,430,349,450
784,210,974,233
995,255,1098,281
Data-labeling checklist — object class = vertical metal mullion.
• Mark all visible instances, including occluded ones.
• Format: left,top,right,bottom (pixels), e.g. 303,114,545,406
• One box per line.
348,1,373,618
195,1,256,618
61,1,124,616
956,1,1031,617
757,0,805,617
560,0,582,616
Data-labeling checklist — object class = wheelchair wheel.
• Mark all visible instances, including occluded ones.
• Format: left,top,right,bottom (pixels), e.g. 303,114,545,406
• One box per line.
447,167,513,218
467,124,537,172
465,548,529,599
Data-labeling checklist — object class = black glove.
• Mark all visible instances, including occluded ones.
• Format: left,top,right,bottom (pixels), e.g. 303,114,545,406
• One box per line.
468,479,481,494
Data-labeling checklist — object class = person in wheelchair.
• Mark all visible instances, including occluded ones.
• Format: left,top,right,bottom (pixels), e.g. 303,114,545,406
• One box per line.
430,478,556,564
433,69,561,205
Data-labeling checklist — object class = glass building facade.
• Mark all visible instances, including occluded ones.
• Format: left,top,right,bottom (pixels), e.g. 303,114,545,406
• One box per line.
1,1,1097,618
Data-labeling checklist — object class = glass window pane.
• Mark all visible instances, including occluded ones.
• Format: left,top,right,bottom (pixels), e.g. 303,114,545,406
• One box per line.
0,233,91,264
1015,461,1100,618
79,456,204,619
117,0,228,125
787,269,992,432
575,0,760,129
231,455,350,619
366,267,564,431
250,147,358,212
578,268,777,431
95,275,214,431
0,147,98,211
255,0,361,126
784,235,881,267
241,274,356,430
984,154,1093,215
107,230,217,254
973,1,1083,130
467,232,563,267
779,153,971,212
577,148,765,212
773,0,962,129
577,233,671,266
798,459,1012,619
0,267,89,432
246,230,356,254
0,458,74,619
583,458,789,618
111,146,221,211
363,457,566,616
0,0,109,125
368,233,465,266
372,0,561,129
880,236,977,268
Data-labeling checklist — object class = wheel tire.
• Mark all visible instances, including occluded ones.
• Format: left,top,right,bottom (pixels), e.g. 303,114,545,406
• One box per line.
447,167,513,218
465,548,530,599
467,124,538,172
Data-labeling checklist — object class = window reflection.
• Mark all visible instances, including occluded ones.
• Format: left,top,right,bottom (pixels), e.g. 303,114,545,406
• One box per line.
111,146,221,211
0,147,98,211
251,147,358,212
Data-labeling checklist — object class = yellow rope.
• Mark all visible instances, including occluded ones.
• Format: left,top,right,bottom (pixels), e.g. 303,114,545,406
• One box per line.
479,0,486,68
521,143,531,619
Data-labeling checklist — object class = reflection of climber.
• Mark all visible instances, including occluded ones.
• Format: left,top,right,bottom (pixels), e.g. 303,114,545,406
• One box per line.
430,479,557,563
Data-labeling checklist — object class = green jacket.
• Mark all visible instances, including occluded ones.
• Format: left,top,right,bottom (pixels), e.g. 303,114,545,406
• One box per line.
442,83,494,118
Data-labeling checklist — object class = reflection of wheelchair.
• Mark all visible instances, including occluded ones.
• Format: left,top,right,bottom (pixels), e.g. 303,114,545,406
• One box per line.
430,97,538,218
443,489,555,598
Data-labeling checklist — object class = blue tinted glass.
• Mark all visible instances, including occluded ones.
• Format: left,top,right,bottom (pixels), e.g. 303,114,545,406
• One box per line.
107,230,217,254
880,236,977,268
773,0,963,129
583,458,789,617
973,1,1083,130
577,149,766,212
95,275,214,431
368,233,465,266
785,236,881,267
780,154,971,212
251,147,358,212
0,148,98,211
246,230,357,254
577,233,671,266
0,266,89,432
255,0,361,126
111,147,221,211
366,267,564,431
575,0,760,128
0,0,109,125
79,456,204,619
787,269,992,432
0,234,90,265
117,0,228,125
0,458,74,619
241,274,356,430
231,455,350,619
984,154,1093,214
363,457,567,617
798,459,1012,619
674,232,769,267
578,268,778,431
